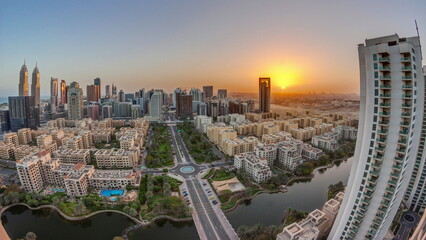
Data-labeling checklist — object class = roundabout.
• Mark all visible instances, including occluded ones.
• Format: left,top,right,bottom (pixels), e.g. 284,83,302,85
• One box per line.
180,166,195,174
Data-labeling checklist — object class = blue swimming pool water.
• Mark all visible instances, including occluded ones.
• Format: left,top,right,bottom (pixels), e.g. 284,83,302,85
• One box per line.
52,188,65,192
100,189,124,197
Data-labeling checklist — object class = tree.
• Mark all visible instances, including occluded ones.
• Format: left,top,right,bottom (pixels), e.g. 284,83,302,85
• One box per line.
123,206,130,214
52,196,62,207
73,202,87,216
128,207,138,217
25,232,37,240
146,191,153,203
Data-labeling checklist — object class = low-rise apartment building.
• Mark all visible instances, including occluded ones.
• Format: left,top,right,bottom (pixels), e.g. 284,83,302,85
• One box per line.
17,128,32,145
302,144,324,161
234,152,272,183
54,148,91,164
255,144,277,167
262,131,292,144
0,142,15,160
222,136,258,156
94,149,139,168
311,135,339,151
36,134,58,153
89,169,139,190
278,141,303,171
3,132,18,146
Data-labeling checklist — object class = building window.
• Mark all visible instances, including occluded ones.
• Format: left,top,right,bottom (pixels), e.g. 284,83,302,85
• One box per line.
373,54,377,61
375,72,379,78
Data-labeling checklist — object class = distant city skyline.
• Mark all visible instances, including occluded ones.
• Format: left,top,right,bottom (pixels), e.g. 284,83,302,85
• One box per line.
1,1,425,97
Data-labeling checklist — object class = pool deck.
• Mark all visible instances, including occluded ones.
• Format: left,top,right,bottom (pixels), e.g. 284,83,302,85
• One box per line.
0,221,10,240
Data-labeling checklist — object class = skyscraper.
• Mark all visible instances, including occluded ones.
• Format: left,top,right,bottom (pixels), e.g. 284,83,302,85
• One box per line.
259,78,271,113
0,110,11,132
203,86,213,99
50,77,59,107
218,89,227,100
150,90,163,119
8,96,40,131
329,34,423,240
19,61,29,96
105,85,111,98
31,64,40,106
94,77,101,99
87,104,100,121
190,88,204,102
118,90,125,102
67,81,83,120
176,94,193,118
112,84,117,96
87,84,100,102
60,80,67,105
405,65,426,213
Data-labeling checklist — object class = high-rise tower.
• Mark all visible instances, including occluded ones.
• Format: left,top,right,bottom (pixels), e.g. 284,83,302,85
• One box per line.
94,77,101,99
329,34,423,240
203,86,213,99
60,80,67,105
19,61,29,96
50,77,59,107
259,78,271,113
31,63,40,106
405,65,426,213
67,81,83,120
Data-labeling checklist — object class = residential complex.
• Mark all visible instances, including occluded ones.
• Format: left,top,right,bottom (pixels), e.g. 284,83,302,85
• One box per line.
234,152,272,183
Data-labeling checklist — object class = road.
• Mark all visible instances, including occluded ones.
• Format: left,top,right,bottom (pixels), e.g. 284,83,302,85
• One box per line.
394,211,420,240
164,114,238,240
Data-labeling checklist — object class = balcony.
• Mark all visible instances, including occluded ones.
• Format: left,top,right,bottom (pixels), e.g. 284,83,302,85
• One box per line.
379,66,391,71
389,179,398,186
402,85,413,89
380,75,391,80
376,138,387,143
383,193,393,200
370,169,380,176
380,85,391,89
395,156,404,162
373,218,382,225
396,147,407,153
402,67,412,71
391,172,400,178
380,112,390,116
393,164,402,170
399,131,408,136
401,112,411,118
379,120,389,125
380,93,391,98
375,146,385,152
402,76,413,80
379,57,390,62
385,186,395,193
373,155,383,160
401,57,411,62
378,129,388,135
400,121,410,126
366,185,375,191
372,162,382,168
380,103,391,107
402,94,412,99
402,104,412,108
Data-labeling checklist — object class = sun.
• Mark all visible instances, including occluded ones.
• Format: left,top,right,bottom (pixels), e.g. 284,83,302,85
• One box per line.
264,64,302,91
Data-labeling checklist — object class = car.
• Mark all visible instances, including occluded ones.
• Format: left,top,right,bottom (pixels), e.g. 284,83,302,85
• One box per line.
202,183,207,186
212,201,218,205
209,196,214,200
187,202,191,205
207,191,211,193
205,188,209,190
208,193,212,196
182,187,187,190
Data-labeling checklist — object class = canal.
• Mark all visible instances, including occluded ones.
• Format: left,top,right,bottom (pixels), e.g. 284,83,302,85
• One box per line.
1,158,353,239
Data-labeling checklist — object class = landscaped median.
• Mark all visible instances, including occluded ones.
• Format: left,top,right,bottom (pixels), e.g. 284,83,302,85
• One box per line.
177,121,219,163
145,123,174,168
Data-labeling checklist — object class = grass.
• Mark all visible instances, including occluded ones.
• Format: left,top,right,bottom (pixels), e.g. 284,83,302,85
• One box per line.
211,169,235,181
202,169,214,179
145,124,174,168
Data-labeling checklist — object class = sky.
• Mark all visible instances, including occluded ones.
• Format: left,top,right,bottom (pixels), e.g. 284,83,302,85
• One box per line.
1,0,425,97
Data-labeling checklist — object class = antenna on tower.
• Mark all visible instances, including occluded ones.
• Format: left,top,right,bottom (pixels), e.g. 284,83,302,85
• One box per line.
415,20,422,60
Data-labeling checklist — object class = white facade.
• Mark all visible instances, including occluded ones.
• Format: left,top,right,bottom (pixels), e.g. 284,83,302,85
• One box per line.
234,152,272,183
149,90,163,120
329,34,424,240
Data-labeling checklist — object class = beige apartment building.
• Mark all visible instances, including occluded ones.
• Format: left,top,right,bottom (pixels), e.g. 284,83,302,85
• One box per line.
276,192,344,240
3,132,19,146
36,134,58,153
89,169,139,190
0,142,15,160
64,163,95,196
234,152,272,183
17,128,32,145
218,129,238,150
91,129,113,143
94,149,139,168
222,136,258,156
65,136,84,150
14,145,43,161
262,131,292,144
54,148,91,164
16,150,51,192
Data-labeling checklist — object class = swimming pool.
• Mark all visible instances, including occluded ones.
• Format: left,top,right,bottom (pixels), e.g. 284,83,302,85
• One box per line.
52,188,65,192
100,189,124,197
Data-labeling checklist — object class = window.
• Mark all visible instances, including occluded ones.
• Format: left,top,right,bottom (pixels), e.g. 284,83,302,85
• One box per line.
375,80,379,87
374,63,378,70
373,54,377,61
375,72,379,78
375,89,379,96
